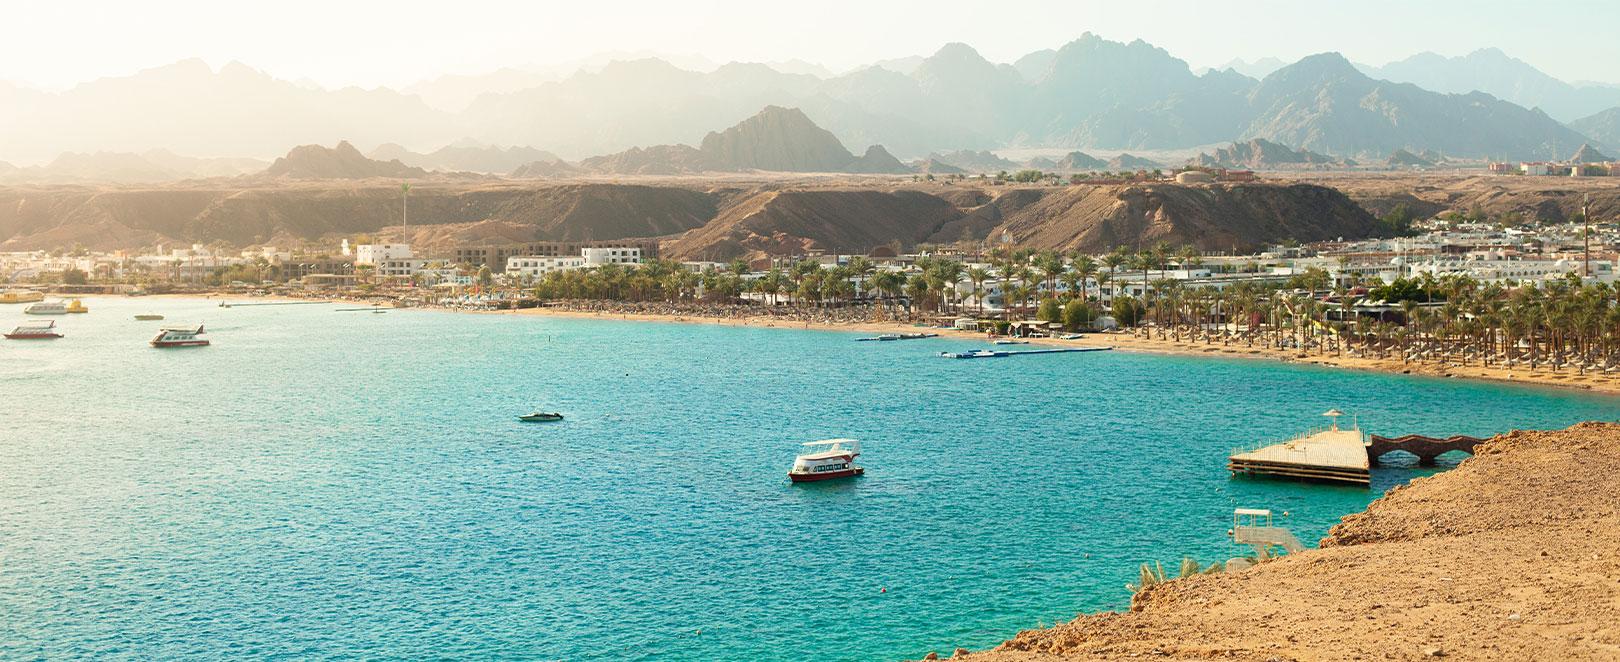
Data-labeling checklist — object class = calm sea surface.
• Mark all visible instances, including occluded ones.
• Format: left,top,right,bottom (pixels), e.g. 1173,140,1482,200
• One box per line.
1,298,1614,660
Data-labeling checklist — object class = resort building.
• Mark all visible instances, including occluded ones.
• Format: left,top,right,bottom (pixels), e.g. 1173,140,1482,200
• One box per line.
506,255,588,278
453,240,659,271
354,243,414,266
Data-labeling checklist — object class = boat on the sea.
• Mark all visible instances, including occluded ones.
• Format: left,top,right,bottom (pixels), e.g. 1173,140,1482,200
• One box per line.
518,412,564,422
134,314,165,321
4,320,63,340
150,324,209,348
788,438,864,483
65,298,88,313
0,290,45,304
992,339,1029,345
25,300,68,315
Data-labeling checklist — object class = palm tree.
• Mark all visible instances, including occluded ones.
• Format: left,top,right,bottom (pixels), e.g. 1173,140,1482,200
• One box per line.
1072,254,1098,303
966,266,991,316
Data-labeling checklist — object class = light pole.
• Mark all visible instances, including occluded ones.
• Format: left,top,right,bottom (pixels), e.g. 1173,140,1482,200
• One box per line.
1582,193,1591,279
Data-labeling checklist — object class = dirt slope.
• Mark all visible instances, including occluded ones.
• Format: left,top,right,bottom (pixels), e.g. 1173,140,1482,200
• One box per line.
946,422,1620,662
0,182,719,250
664,188,963,259
983,182,1377,253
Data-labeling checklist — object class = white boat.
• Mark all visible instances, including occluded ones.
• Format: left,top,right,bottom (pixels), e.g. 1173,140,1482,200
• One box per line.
788,439,864,483
150,324,210,348
24,301,68,315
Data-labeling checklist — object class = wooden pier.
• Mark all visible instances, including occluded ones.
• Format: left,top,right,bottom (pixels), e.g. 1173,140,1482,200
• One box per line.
938,346,1112,359
1229,410,1490,487
1228,424,1371,486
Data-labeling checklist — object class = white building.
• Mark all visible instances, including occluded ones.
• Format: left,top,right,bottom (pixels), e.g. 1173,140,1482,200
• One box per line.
582,246,642,266
505,247,643,279
354,243,413,266
506,255,587,278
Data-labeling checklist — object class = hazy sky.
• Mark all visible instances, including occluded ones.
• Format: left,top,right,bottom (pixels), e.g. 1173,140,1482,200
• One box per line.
8,0,1619,89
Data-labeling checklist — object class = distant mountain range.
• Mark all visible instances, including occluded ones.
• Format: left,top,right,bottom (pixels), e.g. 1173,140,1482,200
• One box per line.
4,37,1618,172
1357,48,1620,123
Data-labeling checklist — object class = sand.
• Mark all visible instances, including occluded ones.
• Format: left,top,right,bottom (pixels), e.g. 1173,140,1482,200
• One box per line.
476,305,1620,397
931,422,1620,661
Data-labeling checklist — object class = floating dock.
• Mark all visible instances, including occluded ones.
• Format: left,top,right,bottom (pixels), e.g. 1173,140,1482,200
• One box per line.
1228,410,1369,486
1229,411,1491,487
855,332,938,342
938,346,1112,359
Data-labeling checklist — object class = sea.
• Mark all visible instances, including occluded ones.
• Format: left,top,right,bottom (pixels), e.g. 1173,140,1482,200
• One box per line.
1,297,1614,660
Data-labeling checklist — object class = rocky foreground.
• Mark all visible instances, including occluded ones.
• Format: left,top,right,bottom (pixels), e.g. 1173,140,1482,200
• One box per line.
939,422,1620,661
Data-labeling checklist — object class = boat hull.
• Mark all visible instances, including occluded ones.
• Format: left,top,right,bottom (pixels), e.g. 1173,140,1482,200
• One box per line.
4,332,62,340
788,467,864,482
151,340,210,348
518,415,563,422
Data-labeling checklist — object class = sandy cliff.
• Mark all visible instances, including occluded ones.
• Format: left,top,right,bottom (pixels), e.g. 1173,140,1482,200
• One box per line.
947,422,1620,661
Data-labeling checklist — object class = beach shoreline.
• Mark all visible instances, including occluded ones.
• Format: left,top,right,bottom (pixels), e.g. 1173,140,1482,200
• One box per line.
467,303,1620,397
117,292,1620,396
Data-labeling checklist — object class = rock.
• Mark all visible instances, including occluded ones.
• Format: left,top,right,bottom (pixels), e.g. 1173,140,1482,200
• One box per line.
922,652,939,660
1424,646,1445,657
952,648,969,658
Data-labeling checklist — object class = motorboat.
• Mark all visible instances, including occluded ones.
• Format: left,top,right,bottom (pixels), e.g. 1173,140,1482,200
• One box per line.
518,412,564,422
135,314,165,321
24,301,68,315
65,298,89,313
788,439,864,483
150,324,209,348
4,320,63,339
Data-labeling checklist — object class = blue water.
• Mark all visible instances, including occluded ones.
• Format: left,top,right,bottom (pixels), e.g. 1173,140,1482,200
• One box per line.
1,298,1614,660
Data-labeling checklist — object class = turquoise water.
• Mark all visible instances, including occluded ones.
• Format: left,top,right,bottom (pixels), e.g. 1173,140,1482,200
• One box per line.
1,298,1614,661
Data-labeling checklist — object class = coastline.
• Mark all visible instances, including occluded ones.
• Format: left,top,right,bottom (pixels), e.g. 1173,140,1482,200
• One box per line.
120,293,1620,396
941,422,1620,661
464,304,1620,397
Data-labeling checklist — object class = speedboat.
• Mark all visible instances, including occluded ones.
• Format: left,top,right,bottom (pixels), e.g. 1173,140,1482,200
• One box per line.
134,314,165,321
518,412,564,422
0,290,45,304
24,301,67,315
150,324,209,348
4,320,62,339
788,439,864,483
65,298,89,313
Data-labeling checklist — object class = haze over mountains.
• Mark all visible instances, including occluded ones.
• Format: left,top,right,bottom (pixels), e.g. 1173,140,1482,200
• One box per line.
3,34,1619,173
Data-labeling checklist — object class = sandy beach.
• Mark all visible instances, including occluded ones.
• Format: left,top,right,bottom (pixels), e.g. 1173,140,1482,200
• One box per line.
474,304,1620,397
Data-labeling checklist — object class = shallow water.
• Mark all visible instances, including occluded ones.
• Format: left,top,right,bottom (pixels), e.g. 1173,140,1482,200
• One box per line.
1,298,1614,660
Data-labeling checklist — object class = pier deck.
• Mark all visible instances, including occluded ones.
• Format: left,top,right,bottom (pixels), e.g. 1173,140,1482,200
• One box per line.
938,346,1112,359
1228,427,1370,486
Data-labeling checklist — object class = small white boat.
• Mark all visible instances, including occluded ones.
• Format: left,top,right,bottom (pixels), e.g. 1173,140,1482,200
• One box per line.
788,439,864,483
992,339,1029,345
24,301,68,315
150,324,209,348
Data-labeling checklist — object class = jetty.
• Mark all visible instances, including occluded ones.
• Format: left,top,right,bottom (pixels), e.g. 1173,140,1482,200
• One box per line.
938,346,1112,359
855,332,937,342
1228,410,1371,486
1229,410,1490,486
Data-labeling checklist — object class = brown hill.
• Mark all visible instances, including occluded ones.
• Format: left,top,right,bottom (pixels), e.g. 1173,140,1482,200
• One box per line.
1,179,1379,257
0,182,716,250
1191,138,1337,169
979,182,1376,253
665,188,963,259
264,141,428,179
697,105,856,172
845,145,911,174
1570,143,1612,163
578,145,714,175
1106,153,1162,170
